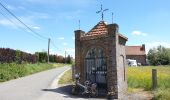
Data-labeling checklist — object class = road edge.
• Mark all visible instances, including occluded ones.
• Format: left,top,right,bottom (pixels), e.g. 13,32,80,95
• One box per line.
50,66,71,88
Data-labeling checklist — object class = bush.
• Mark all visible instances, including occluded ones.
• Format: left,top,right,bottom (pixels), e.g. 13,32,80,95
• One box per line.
0,48,38,64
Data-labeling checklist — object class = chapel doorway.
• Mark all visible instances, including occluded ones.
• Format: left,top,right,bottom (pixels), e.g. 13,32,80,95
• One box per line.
85,47,107,88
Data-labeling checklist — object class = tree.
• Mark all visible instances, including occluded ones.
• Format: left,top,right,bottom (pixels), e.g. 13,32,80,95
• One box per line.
147,45,170,65
35,52,47,63
66,55,72,64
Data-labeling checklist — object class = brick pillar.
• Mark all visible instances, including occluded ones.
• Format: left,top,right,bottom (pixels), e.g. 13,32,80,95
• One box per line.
107,24,119,98
74,30,85,81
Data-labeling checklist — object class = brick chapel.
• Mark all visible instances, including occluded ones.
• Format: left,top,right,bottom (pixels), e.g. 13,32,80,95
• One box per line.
74,21,128,99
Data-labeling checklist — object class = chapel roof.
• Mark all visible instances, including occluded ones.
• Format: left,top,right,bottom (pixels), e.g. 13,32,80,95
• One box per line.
84,21,128,40
85,21,108,36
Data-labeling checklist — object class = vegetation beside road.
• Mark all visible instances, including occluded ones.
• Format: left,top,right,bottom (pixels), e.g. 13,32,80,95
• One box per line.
0,63,68,82
58,69,73,85
128,66,170,100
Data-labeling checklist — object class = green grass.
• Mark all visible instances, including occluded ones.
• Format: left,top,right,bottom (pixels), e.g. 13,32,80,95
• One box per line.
0,63,68,82
128,66,170,100
58,69,73,85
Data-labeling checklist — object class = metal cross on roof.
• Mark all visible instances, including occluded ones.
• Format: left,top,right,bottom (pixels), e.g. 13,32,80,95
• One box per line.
96,5,109,21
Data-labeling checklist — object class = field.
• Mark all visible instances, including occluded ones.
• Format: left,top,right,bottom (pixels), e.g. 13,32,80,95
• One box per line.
128,66,170,100
59,66,170,100
0,63,68,82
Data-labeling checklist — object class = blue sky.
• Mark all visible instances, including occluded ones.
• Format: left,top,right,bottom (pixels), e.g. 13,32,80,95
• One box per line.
0,0,170,58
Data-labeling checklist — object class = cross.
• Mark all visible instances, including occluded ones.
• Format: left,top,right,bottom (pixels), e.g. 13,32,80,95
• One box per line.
96,5,109,21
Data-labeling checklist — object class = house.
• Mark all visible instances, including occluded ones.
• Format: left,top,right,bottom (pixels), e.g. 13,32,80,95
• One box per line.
125,44,146,65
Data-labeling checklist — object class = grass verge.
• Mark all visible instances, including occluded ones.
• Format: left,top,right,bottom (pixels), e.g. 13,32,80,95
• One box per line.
58,69,73,85
0,63,68,82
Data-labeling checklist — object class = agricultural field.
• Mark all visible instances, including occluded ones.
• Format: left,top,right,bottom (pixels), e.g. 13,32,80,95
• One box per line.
128,66,170,100
0,63,68,82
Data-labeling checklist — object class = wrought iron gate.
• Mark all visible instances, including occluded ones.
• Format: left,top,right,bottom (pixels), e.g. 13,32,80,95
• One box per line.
85,48,107,87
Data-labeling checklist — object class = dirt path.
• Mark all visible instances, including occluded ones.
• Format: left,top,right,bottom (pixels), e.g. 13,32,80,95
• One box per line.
127,89,153,100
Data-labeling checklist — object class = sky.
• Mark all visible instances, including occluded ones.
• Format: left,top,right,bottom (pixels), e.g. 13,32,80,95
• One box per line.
0,0,170,58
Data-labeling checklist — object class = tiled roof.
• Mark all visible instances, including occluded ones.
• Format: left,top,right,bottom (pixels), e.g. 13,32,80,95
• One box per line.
125,46,146,55
85,21,108,36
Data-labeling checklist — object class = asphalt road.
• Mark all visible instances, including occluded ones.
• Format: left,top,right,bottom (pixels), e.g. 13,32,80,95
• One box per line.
0,66,70,100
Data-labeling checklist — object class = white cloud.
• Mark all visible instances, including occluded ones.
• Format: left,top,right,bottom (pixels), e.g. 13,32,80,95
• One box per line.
57,37,65,40
5,4,26,11
131,31,148,36
146,42,170,53
0,15,42,31
28,12,51,19
0,19,15,27
6,5,16,10
32,26,40,30
62,42,68,46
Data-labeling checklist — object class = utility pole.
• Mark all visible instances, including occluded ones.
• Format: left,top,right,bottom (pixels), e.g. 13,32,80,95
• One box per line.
47,38,50,64
65,51,66,64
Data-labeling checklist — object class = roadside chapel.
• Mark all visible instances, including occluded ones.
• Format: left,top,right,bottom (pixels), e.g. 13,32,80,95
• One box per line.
74,20,128,99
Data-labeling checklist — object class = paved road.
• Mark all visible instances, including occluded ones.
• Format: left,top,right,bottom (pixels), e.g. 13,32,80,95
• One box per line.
0,66,70,100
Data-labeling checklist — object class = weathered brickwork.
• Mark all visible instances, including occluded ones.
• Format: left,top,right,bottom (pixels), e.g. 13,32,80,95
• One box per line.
75,21,128,99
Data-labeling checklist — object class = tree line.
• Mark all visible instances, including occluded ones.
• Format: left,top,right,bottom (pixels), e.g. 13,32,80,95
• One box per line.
0,48,73,64
147,45,170,65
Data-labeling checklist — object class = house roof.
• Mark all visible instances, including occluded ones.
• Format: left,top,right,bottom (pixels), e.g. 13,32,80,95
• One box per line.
125,46,146,55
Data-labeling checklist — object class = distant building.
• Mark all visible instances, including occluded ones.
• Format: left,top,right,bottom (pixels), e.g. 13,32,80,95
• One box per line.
125,44,146,65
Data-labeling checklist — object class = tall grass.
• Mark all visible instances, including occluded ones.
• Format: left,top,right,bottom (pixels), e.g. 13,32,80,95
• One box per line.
0,63,67,82
128,66,170,100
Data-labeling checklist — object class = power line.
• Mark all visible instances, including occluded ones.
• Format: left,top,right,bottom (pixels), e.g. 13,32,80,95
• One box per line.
0,1,64,56
0,2,48,40
51,40,63,52
0,8,45,41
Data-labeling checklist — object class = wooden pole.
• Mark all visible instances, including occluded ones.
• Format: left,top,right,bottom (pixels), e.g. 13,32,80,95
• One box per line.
47,38,50,64
152,69,157,90
65,51,66,64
